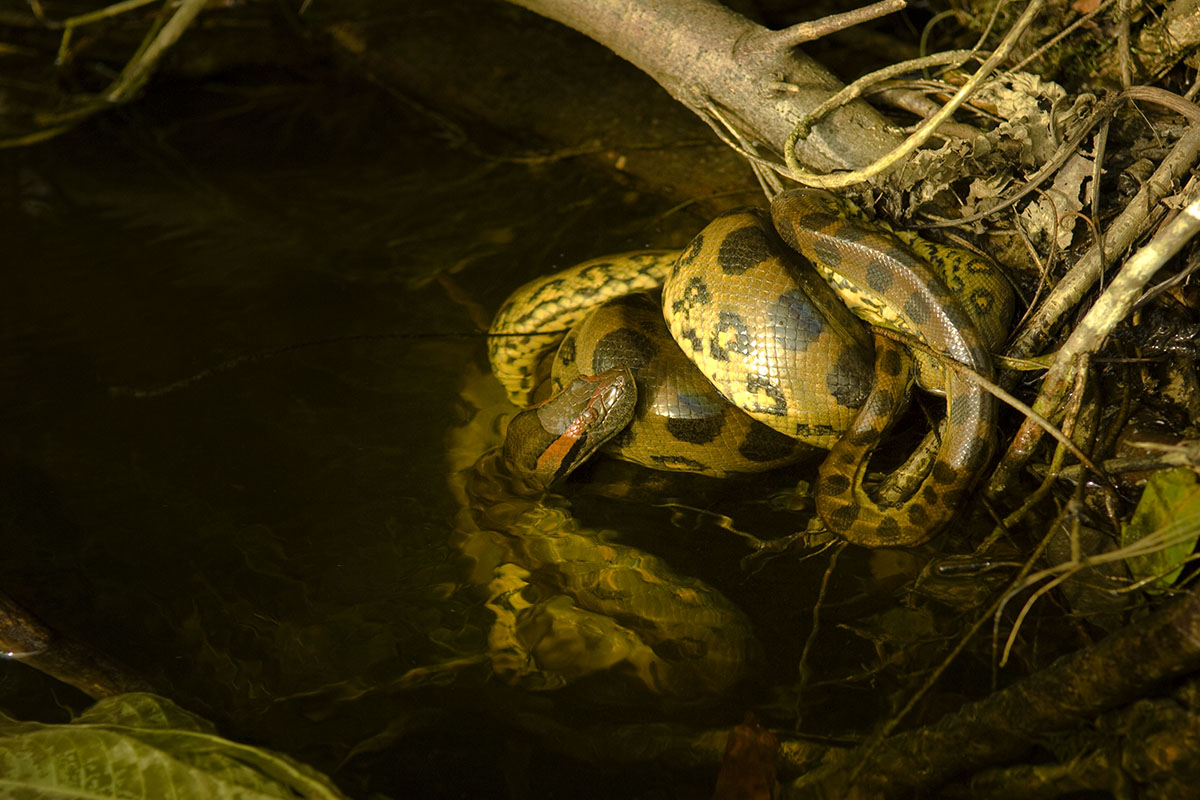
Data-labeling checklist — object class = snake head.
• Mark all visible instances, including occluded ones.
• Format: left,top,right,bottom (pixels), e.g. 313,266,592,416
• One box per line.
502,367,637,491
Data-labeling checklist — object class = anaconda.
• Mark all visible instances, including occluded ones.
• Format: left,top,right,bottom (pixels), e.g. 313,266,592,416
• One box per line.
490,188,1013,548
487,190,1012,546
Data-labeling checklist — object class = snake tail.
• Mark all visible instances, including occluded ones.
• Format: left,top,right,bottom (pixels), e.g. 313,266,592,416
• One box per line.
772,188,997,546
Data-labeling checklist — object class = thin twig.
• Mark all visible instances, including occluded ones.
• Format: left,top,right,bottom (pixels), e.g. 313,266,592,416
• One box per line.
1008,0,1116,73
742,0,906,53
781,0,1046,189
1002,120,1200,362
989,181,1200,496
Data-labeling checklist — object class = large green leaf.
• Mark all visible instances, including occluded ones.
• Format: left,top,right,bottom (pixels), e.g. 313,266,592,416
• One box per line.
0,692,348,799
1121,467,1200,593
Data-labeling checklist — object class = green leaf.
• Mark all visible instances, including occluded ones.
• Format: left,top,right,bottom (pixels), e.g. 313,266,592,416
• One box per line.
0,692,349,799
1121,467,1200,593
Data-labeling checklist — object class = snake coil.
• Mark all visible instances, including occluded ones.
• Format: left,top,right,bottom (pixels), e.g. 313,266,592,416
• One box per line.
489,189,1013,547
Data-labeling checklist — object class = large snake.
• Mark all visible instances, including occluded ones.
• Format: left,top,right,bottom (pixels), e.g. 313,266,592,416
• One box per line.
460,189,1011,698
490,188,1013,548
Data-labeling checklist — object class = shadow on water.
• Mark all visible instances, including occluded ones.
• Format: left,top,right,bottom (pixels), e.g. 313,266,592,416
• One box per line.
0,80,941,798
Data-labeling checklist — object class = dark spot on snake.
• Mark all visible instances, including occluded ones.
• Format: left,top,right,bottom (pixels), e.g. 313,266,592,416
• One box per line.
813,236,842,268
942,301,973,330
796,211,841,233
675,233,705,274
666,414,724,444
833,221,868,243
768,289,825,352
739,420,799,462
717,224,773,275
774,215,796,244
932,461,959,484
794,422,839,439
876,517,902,542
678,325,703,352
745,374,787,416
866,388,895,418
848,426,880,447
922,485,940,505
928,278,955,299
709,310,753,361
673,276,712,315
826,501,861,529
821,473,852,496
879,346,905,377
903,292,932,326
827,347,872,410
865,256,894,293
907,502,929,526
969,287,996,312
968,434,993,465
593,327,657,375
557,334,577,367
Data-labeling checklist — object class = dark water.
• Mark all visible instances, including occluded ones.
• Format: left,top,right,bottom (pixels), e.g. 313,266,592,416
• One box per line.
0,82,953,798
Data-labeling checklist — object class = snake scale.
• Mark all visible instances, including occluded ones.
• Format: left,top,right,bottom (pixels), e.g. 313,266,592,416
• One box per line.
489,188,1013,548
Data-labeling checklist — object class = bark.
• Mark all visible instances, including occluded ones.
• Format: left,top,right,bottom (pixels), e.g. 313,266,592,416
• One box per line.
506,0,902,172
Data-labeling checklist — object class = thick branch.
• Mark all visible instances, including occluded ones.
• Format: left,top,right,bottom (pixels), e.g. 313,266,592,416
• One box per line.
506,0,902,173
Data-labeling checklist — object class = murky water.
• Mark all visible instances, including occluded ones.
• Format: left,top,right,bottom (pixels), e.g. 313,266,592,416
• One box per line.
0,83,953,798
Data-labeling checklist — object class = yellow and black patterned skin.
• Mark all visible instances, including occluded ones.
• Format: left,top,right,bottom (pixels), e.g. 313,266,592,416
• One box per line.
769,189,1000,546
489,190,1012,547
550,293,815,476
489,251,678,406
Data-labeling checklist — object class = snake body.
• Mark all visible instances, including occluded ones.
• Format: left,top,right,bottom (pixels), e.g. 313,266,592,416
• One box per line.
490,189,1013,546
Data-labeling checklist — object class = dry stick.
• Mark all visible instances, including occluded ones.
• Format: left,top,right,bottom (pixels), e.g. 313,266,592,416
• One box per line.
988,133,1200,496
1117,0,1133,88
775,50,978,144
0,0,207,147
997,355,1094,532
0,592,153,698
1005,120,1200,361
742,0,906,52
781,0,1045,189
784,580,1200,800
1007,0,1117,74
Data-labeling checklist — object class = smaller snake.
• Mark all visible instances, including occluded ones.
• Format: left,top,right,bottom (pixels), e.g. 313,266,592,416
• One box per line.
490,189,1013,547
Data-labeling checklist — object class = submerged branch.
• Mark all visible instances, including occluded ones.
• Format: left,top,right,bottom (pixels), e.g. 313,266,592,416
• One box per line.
785,582,1200,799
